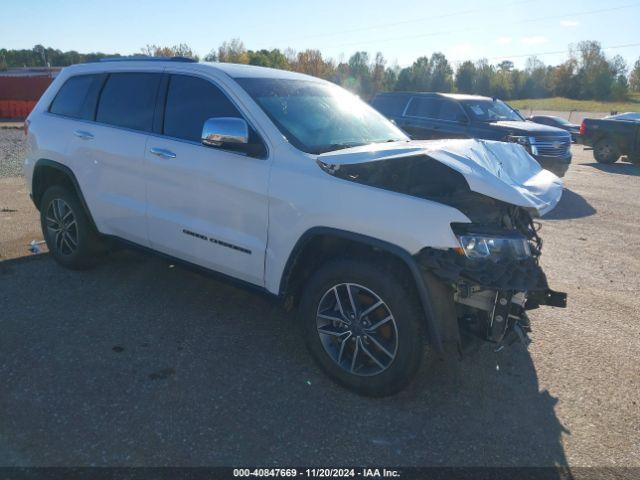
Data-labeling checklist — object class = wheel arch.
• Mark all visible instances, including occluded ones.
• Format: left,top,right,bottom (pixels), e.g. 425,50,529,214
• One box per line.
279,227,444,352
31,159,97,230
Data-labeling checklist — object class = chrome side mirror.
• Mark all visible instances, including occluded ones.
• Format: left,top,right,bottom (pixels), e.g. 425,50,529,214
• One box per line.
202,117,249,147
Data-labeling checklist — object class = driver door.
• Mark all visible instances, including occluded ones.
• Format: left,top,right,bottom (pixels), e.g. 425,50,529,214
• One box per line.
144,73,271,287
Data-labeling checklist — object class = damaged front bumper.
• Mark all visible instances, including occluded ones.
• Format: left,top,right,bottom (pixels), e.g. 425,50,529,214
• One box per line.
415,247,567,351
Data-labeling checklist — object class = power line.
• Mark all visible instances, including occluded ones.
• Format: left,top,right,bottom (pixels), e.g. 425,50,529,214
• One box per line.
486,42,640,61
285,0,536,42
319,2,640,50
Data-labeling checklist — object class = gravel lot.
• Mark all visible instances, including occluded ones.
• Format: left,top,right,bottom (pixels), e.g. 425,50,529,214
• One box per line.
0,127,27,178
0,126,639,468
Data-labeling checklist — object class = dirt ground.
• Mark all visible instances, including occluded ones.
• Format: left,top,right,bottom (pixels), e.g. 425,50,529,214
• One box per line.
0,129,639,468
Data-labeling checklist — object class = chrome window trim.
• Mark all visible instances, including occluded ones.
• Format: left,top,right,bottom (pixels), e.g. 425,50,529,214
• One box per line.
45,69,270,161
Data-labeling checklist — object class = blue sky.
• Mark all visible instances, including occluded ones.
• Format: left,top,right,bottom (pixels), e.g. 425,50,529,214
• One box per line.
2,0,639,69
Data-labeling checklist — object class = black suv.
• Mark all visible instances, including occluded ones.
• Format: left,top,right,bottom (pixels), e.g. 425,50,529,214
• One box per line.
371,92,572,177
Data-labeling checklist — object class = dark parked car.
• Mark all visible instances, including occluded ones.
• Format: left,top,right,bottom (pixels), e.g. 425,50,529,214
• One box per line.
371,92,572,177
528,115,580,142
580,117,640,164
604,112,640,122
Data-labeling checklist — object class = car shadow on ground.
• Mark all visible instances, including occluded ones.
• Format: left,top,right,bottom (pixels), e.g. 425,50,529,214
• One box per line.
542,188,596,221
0,252,570,469
584,161,640,176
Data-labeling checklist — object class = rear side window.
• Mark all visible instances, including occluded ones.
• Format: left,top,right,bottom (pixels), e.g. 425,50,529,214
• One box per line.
371,95,408,117
96,73,161,132
405,97,439,118
163,75,241,142
49,74,103,120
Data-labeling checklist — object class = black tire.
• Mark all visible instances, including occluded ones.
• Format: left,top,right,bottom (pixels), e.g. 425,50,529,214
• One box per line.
39,185,103,270
299,258,425,396
593,138,621,164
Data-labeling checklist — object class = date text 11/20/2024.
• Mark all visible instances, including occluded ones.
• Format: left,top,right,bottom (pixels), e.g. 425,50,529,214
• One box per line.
233,468,401,478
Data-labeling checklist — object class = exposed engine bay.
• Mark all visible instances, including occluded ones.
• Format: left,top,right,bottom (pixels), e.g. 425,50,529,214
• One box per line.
317,141,567,351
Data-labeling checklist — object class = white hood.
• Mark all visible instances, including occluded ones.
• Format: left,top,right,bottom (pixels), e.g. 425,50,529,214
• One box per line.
317,139,564,216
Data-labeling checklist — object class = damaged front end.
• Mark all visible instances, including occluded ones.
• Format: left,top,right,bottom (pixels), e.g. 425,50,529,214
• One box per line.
317,139,568,352
416,207,566,351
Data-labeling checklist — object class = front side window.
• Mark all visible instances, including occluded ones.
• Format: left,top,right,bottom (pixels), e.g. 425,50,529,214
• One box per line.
235,78,407,155
461,99,523,122
49,74,103,120
163,75,241,142
96,73,161,132
437,100,465,122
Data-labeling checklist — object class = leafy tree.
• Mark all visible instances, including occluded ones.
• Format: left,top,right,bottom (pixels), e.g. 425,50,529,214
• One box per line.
292,49,334,79
140,44,199,60
248,49,289,69
474,59,493,96
371,52,386,96
455,61,476,93
550,57,578,98
203,49,218,62
429,53,453,92
217,39,248,64
630,58,640,92
0,40,633,102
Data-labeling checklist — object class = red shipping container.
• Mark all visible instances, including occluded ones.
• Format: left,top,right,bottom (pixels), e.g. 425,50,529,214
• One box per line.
0,76,53,101
0,76,52,118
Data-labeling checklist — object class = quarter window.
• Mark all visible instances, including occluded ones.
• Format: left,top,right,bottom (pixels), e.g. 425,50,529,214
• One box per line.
49,74,103,120
96,73,161,132
163,75,241,142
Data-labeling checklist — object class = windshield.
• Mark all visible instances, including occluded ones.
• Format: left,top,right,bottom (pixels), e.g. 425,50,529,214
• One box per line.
235,77,408,154
462,99,523,122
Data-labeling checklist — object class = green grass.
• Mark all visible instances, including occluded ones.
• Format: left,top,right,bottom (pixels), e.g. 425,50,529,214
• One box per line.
509,94,640,113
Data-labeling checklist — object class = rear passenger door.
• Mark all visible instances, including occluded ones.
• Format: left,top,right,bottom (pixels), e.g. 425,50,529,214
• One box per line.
144,73,270,287
399,97,440,139
65,72,161,245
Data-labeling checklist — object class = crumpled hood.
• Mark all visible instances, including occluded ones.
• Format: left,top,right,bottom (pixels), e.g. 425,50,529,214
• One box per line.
317,139,563,216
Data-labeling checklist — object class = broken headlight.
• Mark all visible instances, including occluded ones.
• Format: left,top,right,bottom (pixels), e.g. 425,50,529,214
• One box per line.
456,234,531,261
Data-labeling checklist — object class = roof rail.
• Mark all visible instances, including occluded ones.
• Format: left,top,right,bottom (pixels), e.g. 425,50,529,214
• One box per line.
97,56,197,63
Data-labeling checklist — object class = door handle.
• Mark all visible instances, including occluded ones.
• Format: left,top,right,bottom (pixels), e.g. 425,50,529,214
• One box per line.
149,147,176,159
73,130,94,140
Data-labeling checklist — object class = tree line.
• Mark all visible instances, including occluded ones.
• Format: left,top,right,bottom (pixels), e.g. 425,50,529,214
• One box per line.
2,40,640,102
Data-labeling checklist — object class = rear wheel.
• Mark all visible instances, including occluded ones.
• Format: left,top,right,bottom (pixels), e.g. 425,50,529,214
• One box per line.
40,185,103,269
593,138,621,164
299,258,425,396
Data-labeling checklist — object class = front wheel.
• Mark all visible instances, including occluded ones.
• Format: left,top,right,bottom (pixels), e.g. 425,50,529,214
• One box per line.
299,259,425,396
593,138,621,164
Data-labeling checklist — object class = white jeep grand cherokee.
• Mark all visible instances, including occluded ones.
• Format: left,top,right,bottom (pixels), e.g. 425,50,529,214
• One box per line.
23,57,567,396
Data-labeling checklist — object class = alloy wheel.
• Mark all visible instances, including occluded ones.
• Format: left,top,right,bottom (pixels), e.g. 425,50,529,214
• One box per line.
316,283,398,376
45,198,78,256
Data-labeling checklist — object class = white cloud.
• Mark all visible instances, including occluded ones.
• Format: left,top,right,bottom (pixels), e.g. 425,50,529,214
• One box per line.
560,20,579,27
496,37,512,45
520,36,549,46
